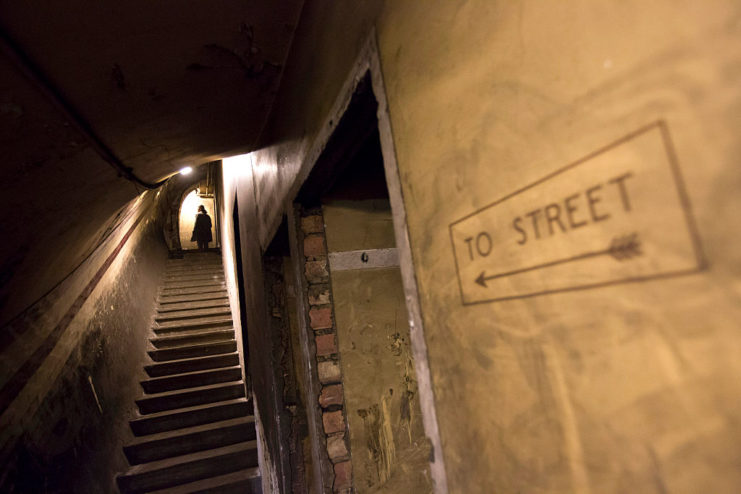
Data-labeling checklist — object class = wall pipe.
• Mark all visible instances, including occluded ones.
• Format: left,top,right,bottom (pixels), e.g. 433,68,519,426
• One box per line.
0,26,167,189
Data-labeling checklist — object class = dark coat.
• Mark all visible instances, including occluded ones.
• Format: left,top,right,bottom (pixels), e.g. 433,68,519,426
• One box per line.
192,212,212,242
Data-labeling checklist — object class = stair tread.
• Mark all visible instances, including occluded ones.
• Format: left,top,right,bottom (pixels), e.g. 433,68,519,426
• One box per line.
137,380,244,401
147,467,261,494
141,366,242,392
159,286,227,297
166,261,222,268
135,383,244,415
155,316,233,330
120,440,258,478
158,289,227,300
126,415,255,446
145,353,240,377
156,307,232,321
160,282,226,292
133,397,249,419
150,329,235,348
157,299,229,313
129,398,252,436
165,267,224,275
158,293,227,304
152,325,233,338
164,271,225,279
148,340,237,362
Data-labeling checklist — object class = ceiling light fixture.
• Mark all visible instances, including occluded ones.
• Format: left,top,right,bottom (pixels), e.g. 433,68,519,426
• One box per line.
179,166,193,175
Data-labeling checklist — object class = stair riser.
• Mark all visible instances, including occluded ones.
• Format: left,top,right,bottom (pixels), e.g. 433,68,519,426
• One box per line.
117,448,258,493
150,331,235,349
165,264,223,271
141,367,242,394
157,299,229,312
155,309,232,322
196,478,263,494
153,324,233,338
145,354,240,378
158,295,228,306
136,384,245,415
164,272,224,280
159,286,226,297
148,341,237,362
123,423,256,465
154,319,233,332
130,401,253,436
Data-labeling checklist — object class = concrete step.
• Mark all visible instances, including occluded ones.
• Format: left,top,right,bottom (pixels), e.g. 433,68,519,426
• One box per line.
167,259,222,268
162,279,225,291
141,366,243,394
165,266,224,277
136,382,245,415
155,315,233,331
158,292,228,305
159,285,226,297
165,270,223,280
150,329,235,349
164,271,225,281
123,416,256,465
116,440,258,493
129,398,253,436
156,298,230,314
155,306,232,322
152,324,233,338
148,340,236,362
145,353,240,378
148,467,261,494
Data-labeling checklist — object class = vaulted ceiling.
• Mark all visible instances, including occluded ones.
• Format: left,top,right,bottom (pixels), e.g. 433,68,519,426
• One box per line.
0,1,304,183
0,1,305,323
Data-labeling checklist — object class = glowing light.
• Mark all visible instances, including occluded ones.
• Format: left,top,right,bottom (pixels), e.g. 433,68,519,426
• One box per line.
179,166,193,175
179,190,215,250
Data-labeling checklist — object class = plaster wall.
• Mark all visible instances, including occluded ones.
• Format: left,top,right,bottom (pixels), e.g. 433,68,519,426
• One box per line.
376,2,741,493
323,198,431,494
219,155,282,493
222,1,741,492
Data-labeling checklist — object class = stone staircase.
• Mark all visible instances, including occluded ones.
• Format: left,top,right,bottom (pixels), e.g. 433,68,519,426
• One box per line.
117,252,261,493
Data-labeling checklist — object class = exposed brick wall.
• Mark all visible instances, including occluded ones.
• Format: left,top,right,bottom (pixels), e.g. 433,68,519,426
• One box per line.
299,208,353,493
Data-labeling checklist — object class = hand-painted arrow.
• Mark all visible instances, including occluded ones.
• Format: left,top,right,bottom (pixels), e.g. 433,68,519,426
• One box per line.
475,233,642,288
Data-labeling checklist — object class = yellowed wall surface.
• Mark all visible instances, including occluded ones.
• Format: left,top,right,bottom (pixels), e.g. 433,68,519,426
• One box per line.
324,199,431,493
376,1,741,493
222,1,741,492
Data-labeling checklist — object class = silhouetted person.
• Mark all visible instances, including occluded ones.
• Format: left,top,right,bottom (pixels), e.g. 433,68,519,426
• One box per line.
192,205,212,251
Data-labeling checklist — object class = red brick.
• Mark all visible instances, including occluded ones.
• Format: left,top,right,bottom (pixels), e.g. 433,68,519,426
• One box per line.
308,284,330,305
333,460,352,491
301,215,324,234
323,410,345,434
319,384,343,408
315,333,337,356
305,260,328,283
317,361,341,384
309,307,332,330
303,235,325,257
327,433,349,461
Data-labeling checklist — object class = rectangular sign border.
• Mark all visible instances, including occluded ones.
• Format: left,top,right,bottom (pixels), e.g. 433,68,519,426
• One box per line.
449,120,707,306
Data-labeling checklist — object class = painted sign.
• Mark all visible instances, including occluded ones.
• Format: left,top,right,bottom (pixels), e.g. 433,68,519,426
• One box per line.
449,121,705,305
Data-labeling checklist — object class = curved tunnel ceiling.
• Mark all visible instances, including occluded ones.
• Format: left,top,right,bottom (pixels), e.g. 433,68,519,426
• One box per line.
0,0,304,183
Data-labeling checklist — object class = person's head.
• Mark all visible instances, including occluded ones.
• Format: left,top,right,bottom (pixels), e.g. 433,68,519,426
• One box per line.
198,205,206,214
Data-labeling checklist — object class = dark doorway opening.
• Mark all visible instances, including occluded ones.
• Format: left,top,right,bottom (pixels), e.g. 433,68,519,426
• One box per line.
232,197,251,391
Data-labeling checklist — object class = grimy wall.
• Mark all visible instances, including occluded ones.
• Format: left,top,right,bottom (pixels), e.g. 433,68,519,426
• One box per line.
223,1,741,493
0,190,169,492
378,2,741,493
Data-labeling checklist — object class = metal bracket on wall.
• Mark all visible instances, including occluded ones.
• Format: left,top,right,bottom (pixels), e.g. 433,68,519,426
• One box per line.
328,248,399,271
